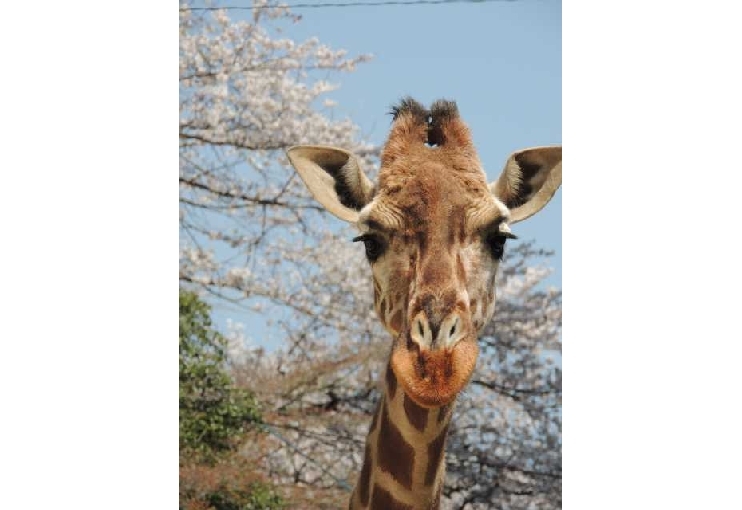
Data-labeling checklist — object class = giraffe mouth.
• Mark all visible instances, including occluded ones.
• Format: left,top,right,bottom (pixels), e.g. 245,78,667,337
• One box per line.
390,335,478,408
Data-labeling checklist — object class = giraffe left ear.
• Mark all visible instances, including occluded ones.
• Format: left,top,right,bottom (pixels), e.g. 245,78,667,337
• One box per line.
489,146,562,224
286,145,375,223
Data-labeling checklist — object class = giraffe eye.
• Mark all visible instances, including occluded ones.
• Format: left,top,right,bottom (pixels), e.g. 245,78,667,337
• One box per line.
485,232,517,261
352,234,386,262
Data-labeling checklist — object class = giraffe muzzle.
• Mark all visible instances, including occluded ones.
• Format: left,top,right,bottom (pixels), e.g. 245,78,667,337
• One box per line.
390,325,478,408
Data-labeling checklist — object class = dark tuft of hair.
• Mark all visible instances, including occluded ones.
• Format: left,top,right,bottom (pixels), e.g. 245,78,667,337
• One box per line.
428,99,459,146
430,99,459,121
390,96,429,124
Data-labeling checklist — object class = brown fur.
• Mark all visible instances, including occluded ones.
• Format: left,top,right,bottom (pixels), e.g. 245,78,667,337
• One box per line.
369,398,381,433
371,485,414,510
390,309,403,332
428,99,474,154
350,100,504,508
358,443,373,506
382,97,430,169
385,364,397,401
437,404,450,424
288,98,561,510
403,394,429,432
432,488,441,509
377,402,415,489
391,338,478,407
425,425,449,486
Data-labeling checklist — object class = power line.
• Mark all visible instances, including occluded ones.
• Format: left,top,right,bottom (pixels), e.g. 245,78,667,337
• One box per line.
185,0,518,11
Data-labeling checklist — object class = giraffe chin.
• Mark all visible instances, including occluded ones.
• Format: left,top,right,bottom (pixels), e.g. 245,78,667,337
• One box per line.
390,337,479,408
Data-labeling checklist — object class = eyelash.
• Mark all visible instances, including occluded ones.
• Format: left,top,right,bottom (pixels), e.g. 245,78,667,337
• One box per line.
485,231,517,260
352,230,515,262
352,234,386,262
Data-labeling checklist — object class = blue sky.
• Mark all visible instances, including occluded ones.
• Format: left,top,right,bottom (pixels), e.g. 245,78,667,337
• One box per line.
284,0,562,261
207,0,561,346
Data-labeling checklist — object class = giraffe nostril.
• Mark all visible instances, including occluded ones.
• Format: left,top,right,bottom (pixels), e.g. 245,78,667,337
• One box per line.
418,320,424,338
449,317,459,339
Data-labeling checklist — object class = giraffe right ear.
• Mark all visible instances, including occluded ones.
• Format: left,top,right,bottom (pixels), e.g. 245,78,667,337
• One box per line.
489,146,562,224
286,145,375,223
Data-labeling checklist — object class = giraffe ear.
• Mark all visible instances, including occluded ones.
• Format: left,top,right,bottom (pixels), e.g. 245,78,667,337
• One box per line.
489,146,562,224
286,145,375,223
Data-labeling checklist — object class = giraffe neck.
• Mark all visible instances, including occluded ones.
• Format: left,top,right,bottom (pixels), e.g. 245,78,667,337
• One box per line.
349,363,454,510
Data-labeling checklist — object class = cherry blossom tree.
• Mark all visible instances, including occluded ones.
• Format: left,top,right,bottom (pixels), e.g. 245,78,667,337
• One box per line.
179,2,561,508
179,0,375,308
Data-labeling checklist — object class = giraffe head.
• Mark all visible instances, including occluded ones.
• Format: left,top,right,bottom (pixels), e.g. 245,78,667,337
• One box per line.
287,98,561,409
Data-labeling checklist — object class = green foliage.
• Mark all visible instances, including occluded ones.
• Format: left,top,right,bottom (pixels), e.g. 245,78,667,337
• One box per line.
205,481,285,510
180,460,286,510
180,290,284,508
179,289,262,462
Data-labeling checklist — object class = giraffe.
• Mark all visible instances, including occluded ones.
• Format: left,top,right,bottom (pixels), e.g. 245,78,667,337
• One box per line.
286,98,561,510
